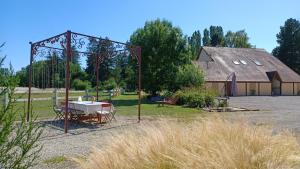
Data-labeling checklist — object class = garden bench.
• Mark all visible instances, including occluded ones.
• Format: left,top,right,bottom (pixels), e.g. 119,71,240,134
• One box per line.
216,97,229,107
156,97,178,107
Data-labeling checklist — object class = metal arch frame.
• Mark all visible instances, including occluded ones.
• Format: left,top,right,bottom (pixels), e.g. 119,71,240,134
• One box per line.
27,30,142,133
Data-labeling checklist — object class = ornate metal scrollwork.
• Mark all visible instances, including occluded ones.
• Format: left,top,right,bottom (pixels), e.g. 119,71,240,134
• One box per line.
32,33,67,56
31,31,141,67
33,47,65,60
71,33,87,49
34,48,47,58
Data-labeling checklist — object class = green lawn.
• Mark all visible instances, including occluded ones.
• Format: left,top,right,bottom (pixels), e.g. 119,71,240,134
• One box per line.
13,94,202,120
113,94,201,118
43,156,67,165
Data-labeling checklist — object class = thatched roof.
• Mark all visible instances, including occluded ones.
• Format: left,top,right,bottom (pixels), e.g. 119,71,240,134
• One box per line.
196,47,300,82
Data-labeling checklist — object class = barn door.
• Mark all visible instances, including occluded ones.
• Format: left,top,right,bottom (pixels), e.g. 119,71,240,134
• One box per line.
272,78,281,95
226,81,232,96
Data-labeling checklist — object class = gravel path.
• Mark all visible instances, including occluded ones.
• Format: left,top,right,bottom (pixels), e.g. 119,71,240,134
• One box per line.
227,96,300,132
31,116,140,169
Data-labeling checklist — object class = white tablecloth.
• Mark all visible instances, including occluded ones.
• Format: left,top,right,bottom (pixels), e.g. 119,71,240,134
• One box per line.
68,101,109,114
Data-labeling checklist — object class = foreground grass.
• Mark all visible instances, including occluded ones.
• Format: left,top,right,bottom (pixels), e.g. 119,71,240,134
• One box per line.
77,117,300,169
13,94,201,119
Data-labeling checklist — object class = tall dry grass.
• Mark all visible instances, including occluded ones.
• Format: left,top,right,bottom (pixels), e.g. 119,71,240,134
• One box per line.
77,118,300,169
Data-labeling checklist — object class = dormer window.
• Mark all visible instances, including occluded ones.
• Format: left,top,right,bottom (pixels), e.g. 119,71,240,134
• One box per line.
253,60,262,66
240,59,247,65
233,60,240,65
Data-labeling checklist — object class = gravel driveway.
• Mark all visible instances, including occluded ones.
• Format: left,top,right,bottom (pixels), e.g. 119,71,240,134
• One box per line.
32,117,139,169
228,96,300,133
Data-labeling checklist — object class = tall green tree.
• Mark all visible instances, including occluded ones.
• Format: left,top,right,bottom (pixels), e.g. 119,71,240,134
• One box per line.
202,28,211,46
16,51,66,88
15,67,28,87
209,26,224,46
61,46,80,65
272,18,300,74
130,19,190,95
86,38,115,86
188,30,201,59
175,64,204,89
224,30,251,48
124,64,136,91
45,51,62,88
111,54,129,88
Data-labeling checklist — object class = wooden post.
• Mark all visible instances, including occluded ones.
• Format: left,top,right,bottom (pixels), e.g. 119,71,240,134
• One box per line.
96,54,99,101
224,82,227,97
85,89,89,101
245,83,248,96
53,88,58,107
280,82,282,95
109,90,112,102
137,47,142,122
258,83,260,96
27,43,33,122
64,31,71,133
293,82,295,96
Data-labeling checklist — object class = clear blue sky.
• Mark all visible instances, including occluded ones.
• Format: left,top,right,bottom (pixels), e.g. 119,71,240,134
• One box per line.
1,0,299,70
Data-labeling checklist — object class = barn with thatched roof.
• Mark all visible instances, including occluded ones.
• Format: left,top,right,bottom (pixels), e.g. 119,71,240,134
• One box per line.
196,47,300,96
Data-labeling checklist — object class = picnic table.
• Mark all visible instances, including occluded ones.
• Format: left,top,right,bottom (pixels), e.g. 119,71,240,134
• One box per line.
156,97,178,107
68,101,113,122
69,101,108,114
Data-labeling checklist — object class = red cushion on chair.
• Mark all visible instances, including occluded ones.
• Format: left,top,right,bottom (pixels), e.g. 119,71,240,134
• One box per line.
101,103,111,107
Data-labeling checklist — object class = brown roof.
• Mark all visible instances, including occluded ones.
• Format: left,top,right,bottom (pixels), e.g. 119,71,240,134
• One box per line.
196,47,300,82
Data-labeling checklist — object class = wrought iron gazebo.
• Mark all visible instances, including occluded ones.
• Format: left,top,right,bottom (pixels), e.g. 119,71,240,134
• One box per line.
27,30,141,133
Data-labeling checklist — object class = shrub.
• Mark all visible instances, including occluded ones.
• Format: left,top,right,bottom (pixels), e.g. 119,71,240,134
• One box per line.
103,78,117,90
175,87,216,108
218,100,228,107
161,90,174,98
0,55,43,168
72,79,91,90
77,117,300,169
118,81,126,89
204,90,216,107
175,64,204,90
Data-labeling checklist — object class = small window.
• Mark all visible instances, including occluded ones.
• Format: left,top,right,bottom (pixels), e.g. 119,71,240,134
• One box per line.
240,60,247,65
233,60,240,65
253,60,262,66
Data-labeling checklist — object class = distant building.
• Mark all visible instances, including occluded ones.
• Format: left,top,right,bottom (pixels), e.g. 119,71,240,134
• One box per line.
196,47,300,96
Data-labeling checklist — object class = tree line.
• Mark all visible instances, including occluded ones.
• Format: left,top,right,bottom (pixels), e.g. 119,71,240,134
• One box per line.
15,19,252,95
188,26,252,59
15,18,300,95
16,41,136,91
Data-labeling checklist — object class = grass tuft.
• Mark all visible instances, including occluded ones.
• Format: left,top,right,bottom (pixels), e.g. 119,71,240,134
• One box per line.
43,156,66,164
77,117,300,169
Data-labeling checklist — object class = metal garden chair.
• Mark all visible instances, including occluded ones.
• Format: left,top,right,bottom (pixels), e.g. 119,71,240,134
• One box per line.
53,102,65,120
96,103,114,123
